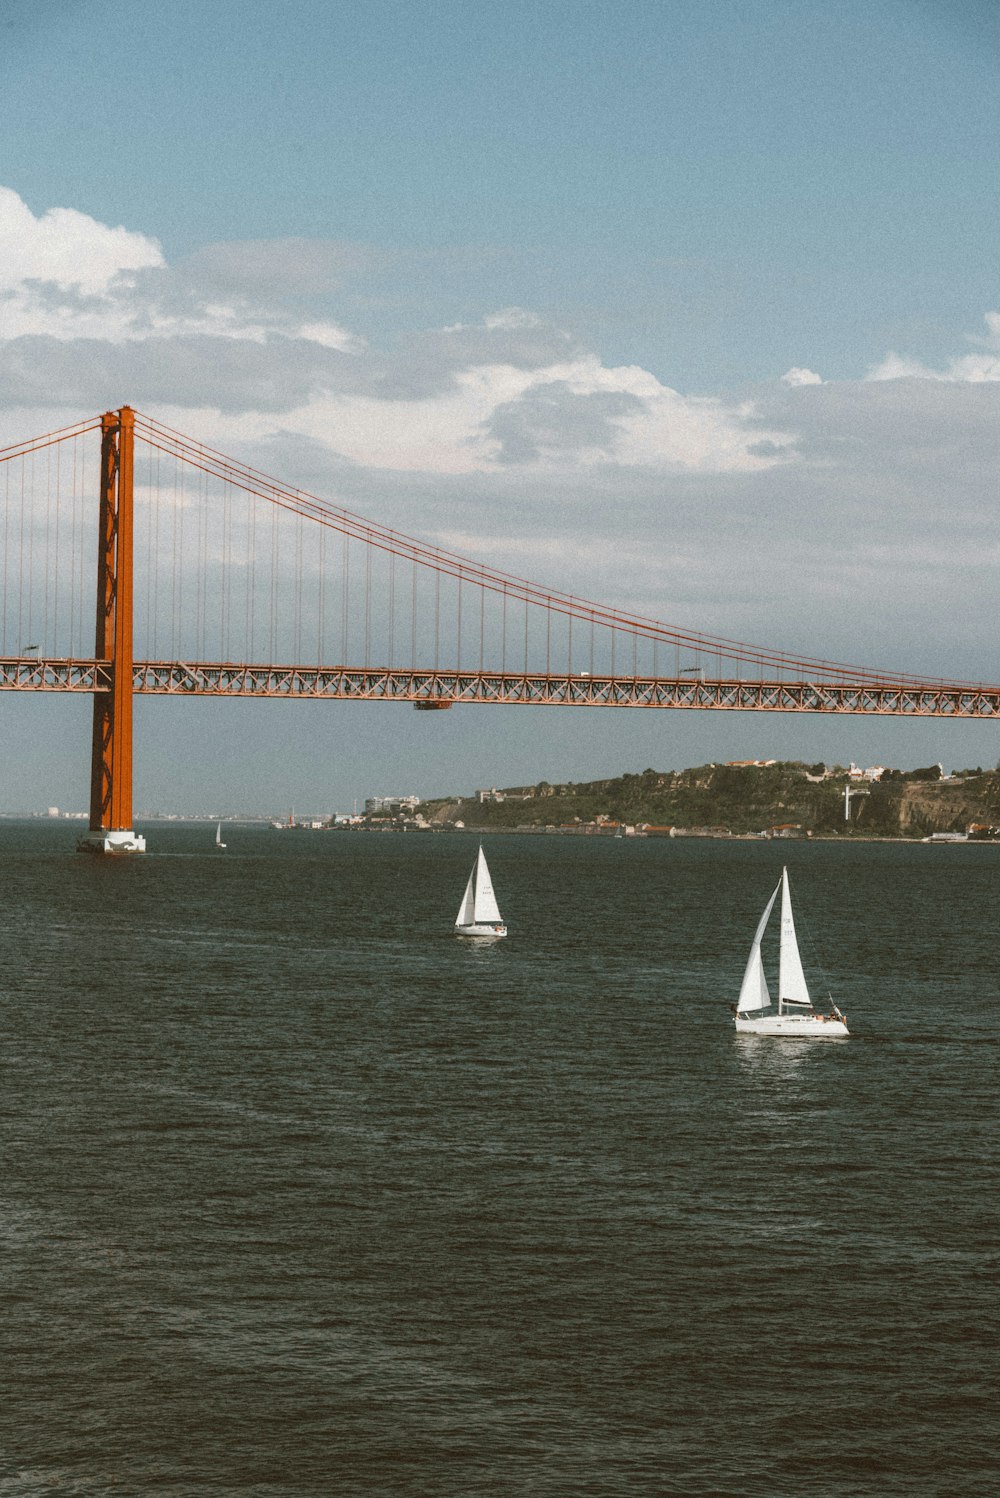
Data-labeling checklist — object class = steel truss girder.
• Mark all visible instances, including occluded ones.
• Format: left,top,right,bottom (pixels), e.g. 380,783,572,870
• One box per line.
0,658,110,691
1,659,998,717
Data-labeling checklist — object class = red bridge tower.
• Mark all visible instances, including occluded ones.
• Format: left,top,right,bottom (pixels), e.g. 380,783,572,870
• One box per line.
78,407,145,854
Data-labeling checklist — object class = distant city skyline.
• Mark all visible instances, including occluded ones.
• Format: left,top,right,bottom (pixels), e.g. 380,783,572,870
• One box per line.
2,1,999,809
4,735,993,825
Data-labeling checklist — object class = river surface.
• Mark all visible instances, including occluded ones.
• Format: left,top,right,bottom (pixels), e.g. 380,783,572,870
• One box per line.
1,825,997,1497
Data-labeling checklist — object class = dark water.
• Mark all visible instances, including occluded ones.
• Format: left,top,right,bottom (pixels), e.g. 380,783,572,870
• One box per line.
2,825,997,1497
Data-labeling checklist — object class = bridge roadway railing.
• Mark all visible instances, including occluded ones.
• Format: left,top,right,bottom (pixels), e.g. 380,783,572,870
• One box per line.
1,657,999,717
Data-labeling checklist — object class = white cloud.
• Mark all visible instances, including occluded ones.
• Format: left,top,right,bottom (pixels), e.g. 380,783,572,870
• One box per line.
254,353,788,475
0,185,786,476
483,307,542,331
0,185,165,293
866,311,1000,383
781,366,823,386
296,321,361,350
867,350,1000,383
0,186,358,350
0,186,165,342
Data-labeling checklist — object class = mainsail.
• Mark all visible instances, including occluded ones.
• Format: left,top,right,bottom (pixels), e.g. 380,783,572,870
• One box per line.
456,846,502,927
471,847,501,923
736,882,780,1012
778,868,811,1006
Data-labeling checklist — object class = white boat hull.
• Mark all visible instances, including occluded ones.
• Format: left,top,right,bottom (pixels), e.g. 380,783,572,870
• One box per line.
734,1014,849,1039
455,922,507,938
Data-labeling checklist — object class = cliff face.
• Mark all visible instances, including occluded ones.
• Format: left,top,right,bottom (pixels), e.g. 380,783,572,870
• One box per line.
422,765,1000,837
857,774,1000,837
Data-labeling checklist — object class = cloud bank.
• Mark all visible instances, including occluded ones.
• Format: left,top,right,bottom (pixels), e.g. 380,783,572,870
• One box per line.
867,312,1000,383
0,186,786,475
1,185,997,683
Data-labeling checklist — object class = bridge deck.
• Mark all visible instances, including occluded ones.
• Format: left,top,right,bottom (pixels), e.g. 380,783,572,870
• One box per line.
1,658,997,717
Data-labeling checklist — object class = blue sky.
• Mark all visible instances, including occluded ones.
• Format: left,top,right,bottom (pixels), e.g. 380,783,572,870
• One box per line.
6,0,999,386
1,0,999,812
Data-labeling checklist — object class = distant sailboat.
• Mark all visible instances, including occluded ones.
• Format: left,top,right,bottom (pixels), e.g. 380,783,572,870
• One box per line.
455,845,507,937
732,867,848,1037
215,822,226,850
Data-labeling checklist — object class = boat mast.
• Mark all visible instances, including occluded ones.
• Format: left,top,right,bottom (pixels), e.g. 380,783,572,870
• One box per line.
777,867,786,1015
777,866,784,1015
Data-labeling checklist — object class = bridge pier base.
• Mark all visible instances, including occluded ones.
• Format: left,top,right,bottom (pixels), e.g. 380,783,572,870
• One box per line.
77,828,147,856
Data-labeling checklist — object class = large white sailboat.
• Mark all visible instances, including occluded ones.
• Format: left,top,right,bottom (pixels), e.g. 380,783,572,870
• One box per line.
215,822,226,849
455,845,507,937
732,867,848,1037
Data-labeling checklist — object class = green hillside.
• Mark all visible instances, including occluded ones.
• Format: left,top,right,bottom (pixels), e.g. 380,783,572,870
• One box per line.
421,762,1000,838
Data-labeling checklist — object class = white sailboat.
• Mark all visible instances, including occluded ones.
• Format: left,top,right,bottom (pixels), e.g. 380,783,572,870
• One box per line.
454,845,507,937
732,867,848,1037
215,822,226,849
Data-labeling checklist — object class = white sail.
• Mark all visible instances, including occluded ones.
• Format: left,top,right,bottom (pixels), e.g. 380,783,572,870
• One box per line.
736,882,779,1012
455,866,477,927
778,867,811,1006
471,847,502,923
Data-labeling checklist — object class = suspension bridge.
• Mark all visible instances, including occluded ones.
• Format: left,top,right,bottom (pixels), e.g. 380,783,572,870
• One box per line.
1,406,996,852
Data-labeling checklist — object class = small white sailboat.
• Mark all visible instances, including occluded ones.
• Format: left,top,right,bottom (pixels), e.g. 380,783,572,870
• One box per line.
455,845,507,937
732,867,848,1038
215,821,226,850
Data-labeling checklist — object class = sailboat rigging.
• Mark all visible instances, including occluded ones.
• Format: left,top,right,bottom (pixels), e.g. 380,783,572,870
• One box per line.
455,845,507,937
731,867,848,1037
